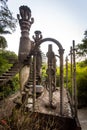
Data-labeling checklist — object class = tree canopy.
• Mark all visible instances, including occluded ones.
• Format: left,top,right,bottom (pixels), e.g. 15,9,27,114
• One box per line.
0,49,18,75
76,30,87,59
0,35,7,49
0,0,17,50
0,0,17,34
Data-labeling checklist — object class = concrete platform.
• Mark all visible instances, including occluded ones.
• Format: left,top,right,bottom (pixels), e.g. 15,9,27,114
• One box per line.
26,88,72,117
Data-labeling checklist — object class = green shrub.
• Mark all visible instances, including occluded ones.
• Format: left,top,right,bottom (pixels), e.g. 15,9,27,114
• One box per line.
0,50,18,99
76,65,87,107
0,74,19,99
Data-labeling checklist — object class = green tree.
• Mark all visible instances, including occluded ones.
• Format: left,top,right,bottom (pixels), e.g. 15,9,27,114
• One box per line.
0,50,18,99
0,50,18,75
0,35,7,49
76,30,87,59
76,62,87,107
0,0,17,49
0,0,17,33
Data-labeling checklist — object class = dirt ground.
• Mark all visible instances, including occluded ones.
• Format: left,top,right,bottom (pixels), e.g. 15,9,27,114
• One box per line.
0,92,20,120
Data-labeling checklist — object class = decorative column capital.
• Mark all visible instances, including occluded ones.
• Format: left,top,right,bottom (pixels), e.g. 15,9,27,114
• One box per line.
17,5,34,37
59,48,65,55
32,30,42,43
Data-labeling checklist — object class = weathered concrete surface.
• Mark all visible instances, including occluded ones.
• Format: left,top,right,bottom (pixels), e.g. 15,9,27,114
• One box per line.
78,107,87,130
0,90,81,130
35,88,72,117
0,92,20,120
19,65,30,92
18,37,31,62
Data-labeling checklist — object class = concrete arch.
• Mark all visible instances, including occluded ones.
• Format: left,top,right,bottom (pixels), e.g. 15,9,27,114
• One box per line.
34,37,63,51
34,37,64,115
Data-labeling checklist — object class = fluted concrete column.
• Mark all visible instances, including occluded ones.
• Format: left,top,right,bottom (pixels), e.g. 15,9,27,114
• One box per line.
17,5,34,62
17,6,34,93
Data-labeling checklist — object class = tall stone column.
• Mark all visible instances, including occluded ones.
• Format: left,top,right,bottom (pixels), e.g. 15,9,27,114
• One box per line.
17,6,34,93
17,5,34,62
59,48,64,115
33,31,42,85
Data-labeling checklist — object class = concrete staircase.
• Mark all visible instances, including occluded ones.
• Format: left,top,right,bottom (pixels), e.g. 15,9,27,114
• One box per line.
0,61,20,86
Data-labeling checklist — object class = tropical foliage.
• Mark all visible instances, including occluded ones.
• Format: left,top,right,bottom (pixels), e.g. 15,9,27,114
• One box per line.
0,74,19,99
0,35,7,49
0,0,17,51
0,50,19,99
0,0,17,34
76,61,87,107
63,60,87,107
76,30,87,59
0,50,17,75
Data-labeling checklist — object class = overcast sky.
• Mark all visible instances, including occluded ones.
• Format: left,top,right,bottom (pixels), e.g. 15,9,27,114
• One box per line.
5,0,87,56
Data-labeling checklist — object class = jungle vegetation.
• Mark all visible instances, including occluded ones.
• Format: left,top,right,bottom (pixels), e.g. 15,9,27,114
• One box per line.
0,0,18,99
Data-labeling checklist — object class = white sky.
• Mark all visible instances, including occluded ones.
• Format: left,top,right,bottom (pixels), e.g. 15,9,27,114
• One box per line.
5,0,87,57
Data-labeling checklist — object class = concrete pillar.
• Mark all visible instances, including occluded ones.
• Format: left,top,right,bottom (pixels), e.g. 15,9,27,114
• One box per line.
72,40,77,117
59,49,64,115
17,6,34,93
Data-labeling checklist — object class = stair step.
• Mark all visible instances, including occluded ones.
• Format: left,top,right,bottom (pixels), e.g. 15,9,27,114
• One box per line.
0,62,20,87
0,79,6,81
0,76,7,79
28,98,33,104
7,70,17,73
21,91,26,95
28,102,33,104
25,85,33,88
28,94,33,97
3,73,13,76
28,79,38,82
28,80,33,82
11,67,19,69
24,88,29,92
